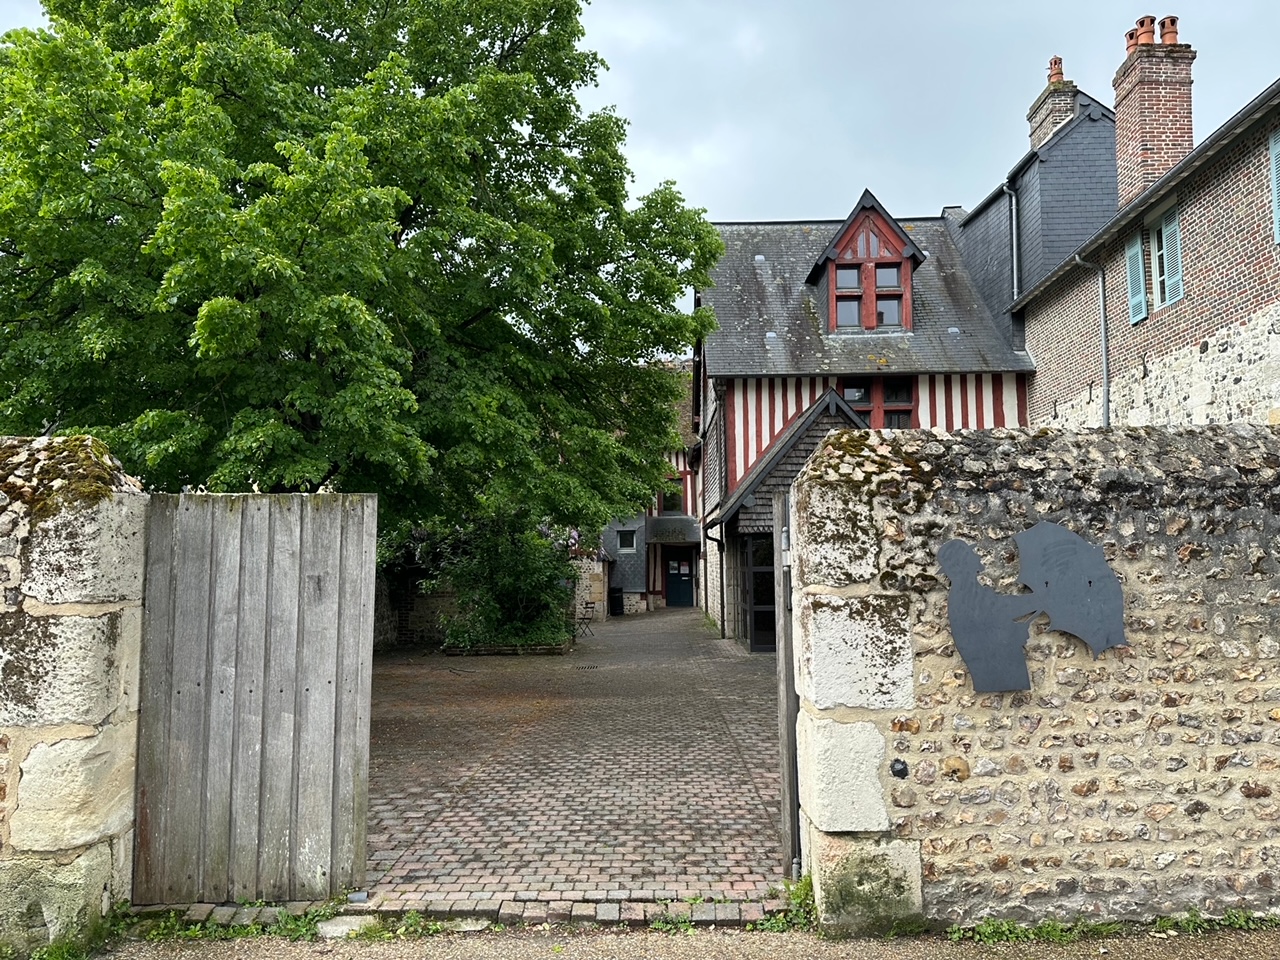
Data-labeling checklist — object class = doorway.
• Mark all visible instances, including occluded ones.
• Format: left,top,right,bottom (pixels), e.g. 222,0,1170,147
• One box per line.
664,545,696,606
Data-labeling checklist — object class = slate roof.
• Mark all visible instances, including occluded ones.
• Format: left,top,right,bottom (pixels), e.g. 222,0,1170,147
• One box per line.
701,216,1034,378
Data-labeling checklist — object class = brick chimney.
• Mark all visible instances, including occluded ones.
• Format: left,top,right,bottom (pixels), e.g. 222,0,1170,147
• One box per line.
1027,56,1079,149
1113,14,1196,206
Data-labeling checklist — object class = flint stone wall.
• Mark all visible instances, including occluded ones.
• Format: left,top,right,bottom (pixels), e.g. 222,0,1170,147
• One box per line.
790,425,1280,929
0,438,145,952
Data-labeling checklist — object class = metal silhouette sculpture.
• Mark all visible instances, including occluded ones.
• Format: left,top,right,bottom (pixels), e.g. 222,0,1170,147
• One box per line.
937,521,1126,693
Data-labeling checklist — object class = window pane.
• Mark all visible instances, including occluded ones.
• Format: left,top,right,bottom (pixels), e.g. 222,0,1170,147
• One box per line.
877,296,902,326
876,264,901,287
752,571,774,601
884,410,913,429
662,489,683,513
836,266,860,290
618,530,635,550
843,379,870,405
883,377,914,404
751,535,774,568
836,297,861,327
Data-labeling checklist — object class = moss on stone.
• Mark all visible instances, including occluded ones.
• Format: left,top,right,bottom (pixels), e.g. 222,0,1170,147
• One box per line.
819,851,924,938
0,436,128,528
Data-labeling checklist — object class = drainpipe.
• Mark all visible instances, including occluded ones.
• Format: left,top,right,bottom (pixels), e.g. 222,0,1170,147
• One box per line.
1074,254,1110,428
704,523,727,639
1003,180,1020,301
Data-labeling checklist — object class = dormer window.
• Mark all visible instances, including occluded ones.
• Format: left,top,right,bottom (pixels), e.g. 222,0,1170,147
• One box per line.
826,220,913,333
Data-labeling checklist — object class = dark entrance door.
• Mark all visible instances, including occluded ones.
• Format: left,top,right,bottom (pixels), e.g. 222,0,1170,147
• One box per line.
664,546,696,606
740,534,776,652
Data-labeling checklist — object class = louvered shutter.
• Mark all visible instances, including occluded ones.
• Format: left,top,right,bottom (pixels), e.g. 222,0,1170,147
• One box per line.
1125,232,1147,324
1162,208,1184,305
1271,129,1280,244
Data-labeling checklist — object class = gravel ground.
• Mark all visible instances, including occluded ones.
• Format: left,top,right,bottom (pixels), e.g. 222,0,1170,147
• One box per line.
108,927,1280,960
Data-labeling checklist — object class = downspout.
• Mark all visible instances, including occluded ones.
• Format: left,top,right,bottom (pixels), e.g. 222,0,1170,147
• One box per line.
704,522,727,639
1074,254,1110,428
1002,180,1020,301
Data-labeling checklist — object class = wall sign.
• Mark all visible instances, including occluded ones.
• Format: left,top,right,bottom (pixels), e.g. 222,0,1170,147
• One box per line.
937,521,1126,693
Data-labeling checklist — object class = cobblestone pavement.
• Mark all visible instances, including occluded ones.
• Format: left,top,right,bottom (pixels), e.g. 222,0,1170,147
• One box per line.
365,608,783,913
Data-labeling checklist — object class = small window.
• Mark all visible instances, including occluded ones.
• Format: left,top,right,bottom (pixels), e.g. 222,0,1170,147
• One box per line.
836,266,861,290
661,488,684,514
1151,207,1184,308
875,264,901,287
843,379,870,404
617,529,636,553
836,297,861,328
883,410,913,429
883,377,914,405
877,297,902,327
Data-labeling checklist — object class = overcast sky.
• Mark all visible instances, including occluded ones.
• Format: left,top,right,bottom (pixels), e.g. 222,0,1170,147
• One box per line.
3,1,1279,223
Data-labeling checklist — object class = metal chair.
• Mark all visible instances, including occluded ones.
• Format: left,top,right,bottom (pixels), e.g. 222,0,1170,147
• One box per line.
576,600,596,636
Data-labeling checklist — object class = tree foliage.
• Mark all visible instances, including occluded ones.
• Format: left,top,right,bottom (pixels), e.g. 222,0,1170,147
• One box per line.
0,0,721,541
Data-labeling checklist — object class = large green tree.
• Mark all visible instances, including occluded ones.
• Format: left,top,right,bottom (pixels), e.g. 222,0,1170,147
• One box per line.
0,0,720,538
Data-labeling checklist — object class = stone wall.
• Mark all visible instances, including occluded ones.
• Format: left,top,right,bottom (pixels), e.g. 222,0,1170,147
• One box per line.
790,425,1280,931
0,438,147,952
571,556,607,621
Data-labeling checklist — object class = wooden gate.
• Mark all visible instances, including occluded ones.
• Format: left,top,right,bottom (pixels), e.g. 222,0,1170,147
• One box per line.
133,494,376,905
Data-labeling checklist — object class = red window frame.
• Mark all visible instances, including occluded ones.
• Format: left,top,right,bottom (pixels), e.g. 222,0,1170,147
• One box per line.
840,376,919,429
827,215,914,333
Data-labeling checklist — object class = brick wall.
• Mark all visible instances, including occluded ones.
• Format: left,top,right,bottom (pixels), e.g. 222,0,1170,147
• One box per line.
1025,116,1280,427
1113,42,1196,206
790,425,1280,932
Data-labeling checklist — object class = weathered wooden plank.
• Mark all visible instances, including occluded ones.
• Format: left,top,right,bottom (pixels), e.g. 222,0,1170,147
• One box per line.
352,495,377,889
230,496,270,902
294,495,343,898
259,495,302,900
332,495,376,889
200,497,244,901
133,495,178,905
164,495,216,903
774,494,801,878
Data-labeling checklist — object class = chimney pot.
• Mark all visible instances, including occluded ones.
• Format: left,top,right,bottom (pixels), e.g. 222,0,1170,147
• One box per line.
1135,15,1157,44
1048,56,1064,83
1159,15,1179,43
1125,28,1139,55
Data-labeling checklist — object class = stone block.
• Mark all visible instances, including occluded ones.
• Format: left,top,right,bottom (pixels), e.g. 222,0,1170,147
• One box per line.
797,593,914,710
10,722,136,852
0,613,130,726
24,494,147,604
802,822,922,937
796,713,889,832
0,842,113,950
792,484,878,587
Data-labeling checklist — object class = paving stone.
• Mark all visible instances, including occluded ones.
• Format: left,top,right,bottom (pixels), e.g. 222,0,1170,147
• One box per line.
547,901,573,922
596,903,621,924
618,903,645,927
183,904,215,923
258,908,281,927
284,902,312,918
366,610,781,912
570,903,596,923
522,904,548,925
316,916,379,939
426,900,453,919
739,902,765,924
229,907,260,927
690,903,716,926
208,906,237,926
497,902,523,925
715,903,741,925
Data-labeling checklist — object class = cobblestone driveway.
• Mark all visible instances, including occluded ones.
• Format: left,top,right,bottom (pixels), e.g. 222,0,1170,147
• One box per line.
366,608,783,912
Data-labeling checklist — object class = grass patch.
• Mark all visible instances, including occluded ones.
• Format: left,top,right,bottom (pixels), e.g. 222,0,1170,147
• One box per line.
747,876,816,933
947,909,1278,944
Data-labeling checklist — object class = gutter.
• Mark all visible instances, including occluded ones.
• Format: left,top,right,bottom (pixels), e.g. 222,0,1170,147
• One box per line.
1003,181,1020,301
1074,254,1110,428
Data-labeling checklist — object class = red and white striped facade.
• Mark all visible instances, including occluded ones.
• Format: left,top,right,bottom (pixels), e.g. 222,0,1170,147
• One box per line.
723,373,1028,493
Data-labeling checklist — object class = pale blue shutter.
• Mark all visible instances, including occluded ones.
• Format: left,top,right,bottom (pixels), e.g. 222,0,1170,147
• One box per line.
1162,208,1184,305
1125,233,1147,324
1271,129,1280,244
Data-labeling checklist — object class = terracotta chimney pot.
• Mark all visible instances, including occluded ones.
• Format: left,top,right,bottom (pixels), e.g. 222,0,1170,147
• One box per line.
1135,15,1157,44
1125,28,1139,55
1159,15,1179,44
1048,56,1065,83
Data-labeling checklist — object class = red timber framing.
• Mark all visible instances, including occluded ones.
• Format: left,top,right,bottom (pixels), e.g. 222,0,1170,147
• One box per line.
724,373,1030,494
827,211,915,333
